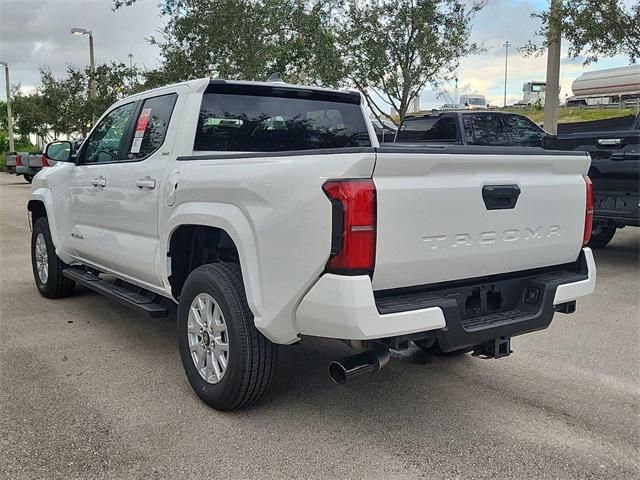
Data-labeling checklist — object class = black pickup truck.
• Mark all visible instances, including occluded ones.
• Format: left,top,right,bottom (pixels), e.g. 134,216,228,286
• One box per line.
395,110,547,147
546,115,639,247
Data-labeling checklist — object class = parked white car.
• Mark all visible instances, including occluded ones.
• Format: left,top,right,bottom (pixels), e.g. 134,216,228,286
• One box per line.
29,78,596,410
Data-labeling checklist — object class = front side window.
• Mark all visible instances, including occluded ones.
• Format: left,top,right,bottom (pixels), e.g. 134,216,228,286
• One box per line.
194,89,371,152
463,114,509,146
503,115,546,146
126,94,177,160
82,102,136,164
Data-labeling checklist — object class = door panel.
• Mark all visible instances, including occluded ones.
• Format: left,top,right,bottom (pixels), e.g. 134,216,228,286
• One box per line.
67,165,107,262
99,93,180,286
68,101,138,267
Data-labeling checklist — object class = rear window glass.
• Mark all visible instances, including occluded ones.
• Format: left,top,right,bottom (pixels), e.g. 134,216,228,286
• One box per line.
397,116,458,142
194,90,371,151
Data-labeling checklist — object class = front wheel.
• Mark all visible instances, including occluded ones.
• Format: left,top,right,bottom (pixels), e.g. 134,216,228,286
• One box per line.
177,263,277,410
31,217,76,298
588,219,617,249
24,174,33,183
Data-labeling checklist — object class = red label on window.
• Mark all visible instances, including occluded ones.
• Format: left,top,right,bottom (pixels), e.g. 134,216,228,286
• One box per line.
135,108,152,137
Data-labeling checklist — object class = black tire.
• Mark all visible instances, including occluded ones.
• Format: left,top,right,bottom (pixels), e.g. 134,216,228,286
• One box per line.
588,220,617,249
414,339,472,357
177,263,277,411
24,174,33,183
31,217,76,298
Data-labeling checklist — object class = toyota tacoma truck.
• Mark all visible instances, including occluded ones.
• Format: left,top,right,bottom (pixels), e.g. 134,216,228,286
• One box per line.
29,79,596,410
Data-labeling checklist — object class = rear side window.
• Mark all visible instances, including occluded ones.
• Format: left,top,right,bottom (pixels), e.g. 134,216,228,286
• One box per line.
463,114,509,146
397,116,458,143
502,114,546,146
194,90,371,152
126,94,177,160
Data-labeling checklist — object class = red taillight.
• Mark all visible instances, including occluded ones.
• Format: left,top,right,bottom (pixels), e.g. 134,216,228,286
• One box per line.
15,155,22,166
322,179,376,274
41,154,49,167
583,174,594,246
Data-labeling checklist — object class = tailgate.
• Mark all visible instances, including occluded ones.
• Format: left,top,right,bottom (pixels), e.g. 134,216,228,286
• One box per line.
372,147,590,291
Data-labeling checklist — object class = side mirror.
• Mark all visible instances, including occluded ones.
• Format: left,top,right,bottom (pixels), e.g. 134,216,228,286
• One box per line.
45,141,73,162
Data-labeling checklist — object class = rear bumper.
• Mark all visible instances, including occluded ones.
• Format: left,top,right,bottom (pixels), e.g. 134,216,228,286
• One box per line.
16,165,38,175
296,248,596,344
594,190,639,227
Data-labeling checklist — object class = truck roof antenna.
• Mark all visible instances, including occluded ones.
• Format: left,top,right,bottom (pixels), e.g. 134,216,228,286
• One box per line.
266,72,283,83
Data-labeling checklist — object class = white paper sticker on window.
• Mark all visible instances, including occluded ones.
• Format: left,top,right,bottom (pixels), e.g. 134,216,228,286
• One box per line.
130,137,143,154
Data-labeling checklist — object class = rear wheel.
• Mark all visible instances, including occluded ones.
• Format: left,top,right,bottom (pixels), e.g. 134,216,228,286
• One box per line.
24,174,33,183
31,217,75,298
588,219,617,249
177,263,277,410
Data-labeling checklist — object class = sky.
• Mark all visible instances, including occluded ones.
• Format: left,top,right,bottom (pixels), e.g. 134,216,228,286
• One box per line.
0,0,634,108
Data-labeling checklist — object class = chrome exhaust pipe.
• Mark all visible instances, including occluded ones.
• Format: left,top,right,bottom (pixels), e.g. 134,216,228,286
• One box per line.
328,343,391,385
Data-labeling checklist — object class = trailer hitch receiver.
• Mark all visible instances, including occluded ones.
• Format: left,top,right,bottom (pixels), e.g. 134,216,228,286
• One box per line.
473,336,512,359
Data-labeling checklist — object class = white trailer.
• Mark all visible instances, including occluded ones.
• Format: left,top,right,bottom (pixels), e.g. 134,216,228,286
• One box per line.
567,65,640,107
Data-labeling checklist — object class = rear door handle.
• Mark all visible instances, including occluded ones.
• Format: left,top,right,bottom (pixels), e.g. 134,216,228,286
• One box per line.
136,177,156,189
91,176,106,187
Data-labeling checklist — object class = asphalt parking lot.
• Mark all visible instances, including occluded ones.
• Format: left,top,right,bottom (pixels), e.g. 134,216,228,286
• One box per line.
1,173,638,480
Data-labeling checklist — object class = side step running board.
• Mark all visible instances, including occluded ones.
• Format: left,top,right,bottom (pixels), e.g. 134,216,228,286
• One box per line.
63,269,169,318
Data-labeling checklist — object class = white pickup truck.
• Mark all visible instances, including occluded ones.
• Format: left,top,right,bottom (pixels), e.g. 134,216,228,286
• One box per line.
29,79,596,410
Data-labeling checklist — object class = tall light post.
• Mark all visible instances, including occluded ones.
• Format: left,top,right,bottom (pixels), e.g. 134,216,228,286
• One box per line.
71,28,96,99
454,76,459,106
503,41,510,108
0,61,15,152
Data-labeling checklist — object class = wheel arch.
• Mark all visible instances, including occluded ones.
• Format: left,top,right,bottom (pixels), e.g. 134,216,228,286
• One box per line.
27,199,48,223
163,204,263,322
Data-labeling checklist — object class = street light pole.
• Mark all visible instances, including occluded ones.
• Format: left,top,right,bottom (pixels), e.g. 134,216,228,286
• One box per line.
88,32,96,99
71,28,96,99
503,41,510,108
0,61,15,152
454,76,458,106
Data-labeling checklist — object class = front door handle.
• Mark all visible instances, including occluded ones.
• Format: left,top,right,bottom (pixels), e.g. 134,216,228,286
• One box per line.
91,176,106,187
136,177,156,189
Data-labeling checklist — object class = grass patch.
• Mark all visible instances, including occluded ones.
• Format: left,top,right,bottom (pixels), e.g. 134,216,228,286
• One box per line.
504,106,637,125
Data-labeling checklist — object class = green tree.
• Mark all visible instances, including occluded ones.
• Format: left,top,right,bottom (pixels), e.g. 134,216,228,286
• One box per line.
11,90,50,140
118,0,343,87
336,0,485,125
116,0,485,126
36,62,144,137
0,100,7,131
526,0,640,64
